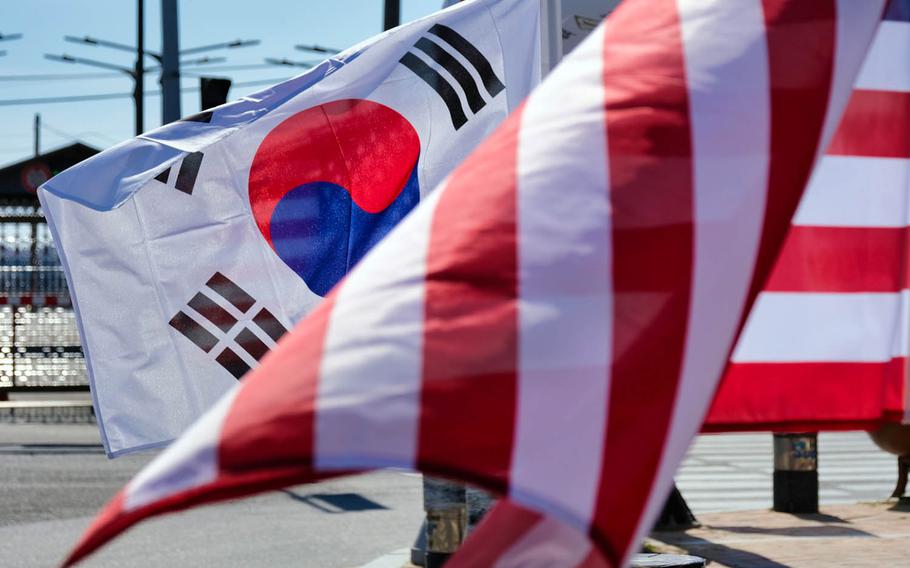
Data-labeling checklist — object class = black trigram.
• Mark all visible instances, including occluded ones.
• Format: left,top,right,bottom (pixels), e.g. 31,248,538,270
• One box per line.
399,24,505,130
169,272,289,379
153,151,205,195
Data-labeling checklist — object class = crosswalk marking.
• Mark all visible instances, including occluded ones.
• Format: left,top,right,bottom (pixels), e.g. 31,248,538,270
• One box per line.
675,432,897,513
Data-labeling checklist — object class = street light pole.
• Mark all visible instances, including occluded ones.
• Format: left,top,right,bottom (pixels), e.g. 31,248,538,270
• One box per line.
55,30,256,129
383,0,400,31
161,0,181,123
135,0,145,135
45,54,144,135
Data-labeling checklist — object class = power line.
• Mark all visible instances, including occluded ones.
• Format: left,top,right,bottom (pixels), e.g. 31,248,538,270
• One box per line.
0,72,125,81
0,63,285,82
0,77,292,106
180,63,277,72
0,92,129,106
40,122,83,141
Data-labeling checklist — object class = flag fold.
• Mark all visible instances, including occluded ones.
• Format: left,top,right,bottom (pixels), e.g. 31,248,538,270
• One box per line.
708,0,910,432
63,0,884,566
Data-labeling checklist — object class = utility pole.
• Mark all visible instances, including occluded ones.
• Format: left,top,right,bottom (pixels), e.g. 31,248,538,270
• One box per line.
135,0,145,135
33,114,40,157
50,29,257,131
161,0,181,123
383,0,400,31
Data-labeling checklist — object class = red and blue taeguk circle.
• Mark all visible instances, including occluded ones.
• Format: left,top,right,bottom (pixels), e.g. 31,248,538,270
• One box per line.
248,99,421,296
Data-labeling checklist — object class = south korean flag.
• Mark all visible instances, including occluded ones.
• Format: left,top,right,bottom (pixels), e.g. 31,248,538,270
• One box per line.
40,0,540,456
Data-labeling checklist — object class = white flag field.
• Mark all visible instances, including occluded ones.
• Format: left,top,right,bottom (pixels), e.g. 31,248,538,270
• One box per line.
40,0,540,456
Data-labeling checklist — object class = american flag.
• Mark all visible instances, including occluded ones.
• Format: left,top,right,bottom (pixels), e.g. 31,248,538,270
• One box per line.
63,0,883,566
708,0,910,433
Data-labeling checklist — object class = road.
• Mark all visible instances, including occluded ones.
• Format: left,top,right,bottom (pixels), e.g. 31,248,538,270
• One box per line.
0,424,900,567
0,424,423,568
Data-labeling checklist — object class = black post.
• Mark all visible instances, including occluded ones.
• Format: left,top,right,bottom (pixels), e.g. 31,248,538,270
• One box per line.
33,114,40,157
773,432,818,513
383,0,400,31
199,77,231,110
422,477,466,568
654,484,698,530
161,0,181,123
135,0,144,135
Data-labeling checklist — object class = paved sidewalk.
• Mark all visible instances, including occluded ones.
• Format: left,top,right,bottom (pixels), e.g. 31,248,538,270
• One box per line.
649,501,910,567
0,422,101,445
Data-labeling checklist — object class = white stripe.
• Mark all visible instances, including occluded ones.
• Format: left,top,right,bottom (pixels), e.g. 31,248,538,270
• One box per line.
639,0,771,555
733,291,910,362
794,156,910,228
124,385,241,511
855,21,910,92
509,23,611,531
313,190,442,471
816,0,887,160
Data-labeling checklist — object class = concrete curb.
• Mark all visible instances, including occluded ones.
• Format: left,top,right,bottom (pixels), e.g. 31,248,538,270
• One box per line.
362,548,412,568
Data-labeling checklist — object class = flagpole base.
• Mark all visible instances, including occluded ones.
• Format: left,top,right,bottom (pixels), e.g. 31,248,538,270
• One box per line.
421,477,466,568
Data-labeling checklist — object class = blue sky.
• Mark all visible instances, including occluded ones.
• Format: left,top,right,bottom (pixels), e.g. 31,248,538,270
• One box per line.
0,1,442,167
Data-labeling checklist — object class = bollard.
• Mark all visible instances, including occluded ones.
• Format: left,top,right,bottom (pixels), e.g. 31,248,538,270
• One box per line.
773,432,818,513
422,477,466,568
412,484,492,566
410,520,427,567
466,486,494,534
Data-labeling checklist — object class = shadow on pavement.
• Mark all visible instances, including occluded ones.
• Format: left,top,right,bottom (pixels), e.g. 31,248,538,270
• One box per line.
652,532,790,568
887,498,910,512
281,490,388,513
705,523,873,538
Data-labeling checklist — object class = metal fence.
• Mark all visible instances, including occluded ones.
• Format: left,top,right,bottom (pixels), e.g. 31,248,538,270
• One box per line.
0,203,87,391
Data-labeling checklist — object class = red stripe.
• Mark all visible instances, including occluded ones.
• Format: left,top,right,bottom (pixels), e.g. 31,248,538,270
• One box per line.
744,1,835,311
63,467,323,567
446,500,544,568
765,225,910,292
450,500,611,568
828,90,910,158
416,108,521,490
590,1,694,562
218,294,336,471
63,490,128,567
707,359,906,430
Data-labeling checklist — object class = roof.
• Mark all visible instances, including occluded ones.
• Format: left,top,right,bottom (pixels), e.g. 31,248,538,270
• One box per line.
0,142,100,200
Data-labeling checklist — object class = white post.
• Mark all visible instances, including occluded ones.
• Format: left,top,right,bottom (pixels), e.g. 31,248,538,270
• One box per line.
539,0,563,77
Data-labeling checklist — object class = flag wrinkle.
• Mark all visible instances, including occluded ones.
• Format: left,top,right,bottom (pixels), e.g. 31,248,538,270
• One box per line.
57,0,885,565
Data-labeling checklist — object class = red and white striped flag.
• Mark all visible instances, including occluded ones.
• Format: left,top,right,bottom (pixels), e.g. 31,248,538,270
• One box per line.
708,0,910,432
63,1,883,566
